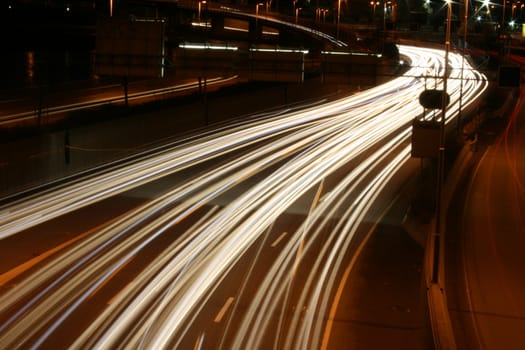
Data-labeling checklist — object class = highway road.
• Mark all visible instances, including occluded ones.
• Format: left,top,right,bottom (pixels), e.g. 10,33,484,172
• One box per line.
0,45,488,349
446,85,525,350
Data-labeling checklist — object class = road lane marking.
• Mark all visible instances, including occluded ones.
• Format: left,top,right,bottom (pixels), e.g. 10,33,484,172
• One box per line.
107,281,133,305
0,228,95,287
321,194,398,350
89,256,136,301
319,191,331,203
271,232,288,248
193,332,206,350
214,297,235,323
0,213,128,287
320,223,377,350
292,179,324,277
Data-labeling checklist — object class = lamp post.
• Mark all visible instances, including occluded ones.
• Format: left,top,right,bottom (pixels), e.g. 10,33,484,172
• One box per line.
502,0,506,31
322,9,328,23
370,1,380,18
198,0,207,22
433,0,452,284
256,2,263,17
256,2,264,34
295,6,302,24
337,0,341,38
317,8,328,23
383,1,387,31
458,0,469,130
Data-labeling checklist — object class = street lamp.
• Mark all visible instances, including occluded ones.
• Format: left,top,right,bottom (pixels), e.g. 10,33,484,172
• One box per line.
295,6,302,24
458,0,469,130
316,8,329,23
337,0,341,38
256,2,264,17
383,1,387,30
256,2,264,33
433,0,452,284
502,0,507,31
370,1,380,18
198,0,207,22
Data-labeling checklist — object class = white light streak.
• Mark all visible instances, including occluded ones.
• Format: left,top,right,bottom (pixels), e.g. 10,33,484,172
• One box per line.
0,45,488,350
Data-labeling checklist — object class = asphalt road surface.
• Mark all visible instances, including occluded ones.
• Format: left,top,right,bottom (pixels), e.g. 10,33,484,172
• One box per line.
446,86,525,350
0,44,488,349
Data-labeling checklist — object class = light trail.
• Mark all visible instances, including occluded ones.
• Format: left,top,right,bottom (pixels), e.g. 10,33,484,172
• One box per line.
0,45,488,349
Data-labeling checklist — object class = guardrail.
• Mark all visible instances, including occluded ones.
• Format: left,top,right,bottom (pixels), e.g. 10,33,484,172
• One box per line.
0,76,237,127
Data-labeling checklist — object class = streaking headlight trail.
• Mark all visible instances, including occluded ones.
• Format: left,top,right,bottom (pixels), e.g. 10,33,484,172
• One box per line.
0,45,488,349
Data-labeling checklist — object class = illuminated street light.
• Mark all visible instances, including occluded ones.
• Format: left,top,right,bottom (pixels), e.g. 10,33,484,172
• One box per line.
295,6,302,24
256,2,264,16
458,0,469,129
370,1,380,17
502,0,506,30
256,2,264,33
383,1,387,30
322,9,328,23
316,8,329,23
337,0,341,38
198,0,207,22
382,1,395,30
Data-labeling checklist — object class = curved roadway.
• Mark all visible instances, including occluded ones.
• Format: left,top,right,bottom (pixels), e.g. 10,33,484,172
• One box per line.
0,45,488,349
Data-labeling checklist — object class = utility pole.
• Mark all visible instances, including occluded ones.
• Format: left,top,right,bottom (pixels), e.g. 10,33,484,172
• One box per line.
458,0,469,131
433,0,452,284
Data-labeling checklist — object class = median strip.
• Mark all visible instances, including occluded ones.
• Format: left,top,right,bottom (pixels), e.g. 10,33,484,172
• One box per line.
214,297,235,323
271,232,288,248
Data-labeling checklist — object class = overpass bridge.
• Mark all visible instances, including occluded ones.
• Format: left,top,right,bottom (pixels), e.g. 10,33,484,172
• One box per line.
125,0,348,49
